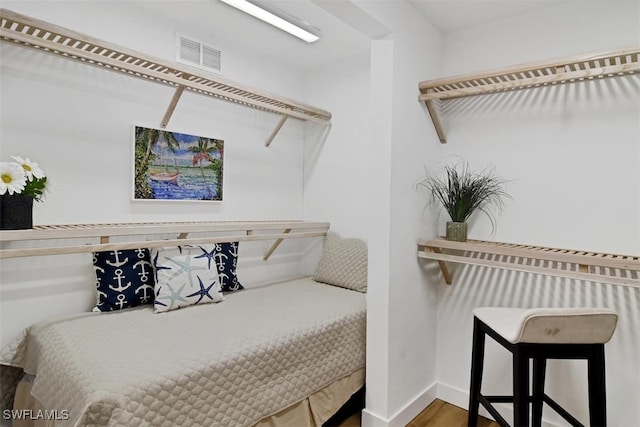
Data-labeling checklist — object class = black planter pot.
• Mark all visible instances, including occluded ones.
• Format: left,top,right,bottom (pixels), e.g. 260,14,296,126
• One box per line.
0,194,33,230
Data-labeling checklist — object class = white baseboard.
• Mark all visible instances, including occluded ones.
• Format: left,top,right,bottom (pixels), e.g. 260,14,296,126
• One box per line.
360,409,388,427
361,382,437,427
436,381,482,415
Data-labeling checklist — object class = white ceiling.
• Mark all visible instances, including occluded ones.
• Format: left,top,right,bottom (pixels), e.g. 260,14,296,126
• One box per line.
131,0,579,70
132,0,371,71
407,0,559,34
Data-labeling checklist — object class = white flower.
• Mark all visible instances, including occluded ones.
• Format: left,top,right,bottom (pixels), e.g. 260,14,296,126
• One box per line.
0,162,27,195
11,156,45,181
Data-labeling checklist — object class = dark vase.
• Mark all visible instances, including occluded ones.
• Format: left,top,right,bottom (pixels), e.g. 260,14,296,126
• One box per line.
0,194,34,230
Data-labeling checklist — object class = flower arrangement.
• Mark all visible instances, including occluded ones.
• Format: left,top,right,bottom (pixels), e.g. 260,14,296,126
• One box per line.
0,156,47,201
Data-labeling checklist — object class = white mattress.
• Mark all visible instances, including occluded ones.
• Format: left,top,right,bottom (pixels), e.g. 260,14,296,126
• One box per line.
1,277,366,426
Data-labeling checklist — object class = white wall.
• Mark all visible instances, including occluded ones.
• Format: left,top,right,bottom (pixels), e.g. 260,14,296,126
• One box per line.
300,52,372,278
0,1,315,349
303,53,371,241
431,2,640,426
383,7,442,421
308,1,445,425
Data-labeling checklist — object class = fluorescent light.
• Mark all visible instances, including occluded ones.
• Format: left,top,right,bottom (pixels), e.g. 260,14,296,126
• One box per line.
220,0,321,43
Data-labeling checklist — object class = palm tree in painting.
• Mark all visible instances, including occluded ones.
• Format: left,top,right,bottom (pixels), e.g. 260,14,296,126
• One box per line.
212,139,224,195
134,127,181,198
189,138,220,199
136,128,180,173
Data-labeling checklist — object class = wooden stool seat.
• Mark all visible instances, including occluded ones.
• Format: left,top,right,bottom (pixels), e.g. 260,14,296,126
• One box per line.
468,307,618,427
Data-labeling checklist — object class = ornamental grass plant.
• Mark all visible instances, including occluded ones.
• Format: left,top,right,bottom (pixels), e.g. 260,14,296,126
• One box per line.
418,161,510,233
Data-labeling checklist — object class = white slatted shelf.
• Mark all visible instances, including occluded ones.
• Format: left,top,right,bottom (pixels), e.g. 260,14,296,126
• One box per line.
418,47,640,143
0,9,331,145
418,238,640,288
0,220,329,260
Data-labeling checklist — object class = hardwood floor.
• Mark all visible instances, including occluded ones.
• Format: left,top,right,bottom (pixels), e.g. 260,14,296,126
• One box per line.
407,399,499,427
332,399,499,427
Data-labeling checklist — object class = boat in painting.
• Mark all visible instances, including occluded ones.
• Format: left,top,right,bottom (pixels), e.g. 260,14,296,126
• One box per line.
149,171,180,185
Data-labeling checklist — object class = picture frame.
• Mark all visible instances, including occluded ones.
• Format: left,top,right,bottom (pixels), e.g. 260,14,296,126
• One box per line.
133,125,224,201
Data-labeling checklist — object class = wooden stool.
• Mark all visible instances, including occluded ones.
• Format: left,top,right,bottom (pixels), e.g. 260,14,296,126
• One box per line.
468,307,618,427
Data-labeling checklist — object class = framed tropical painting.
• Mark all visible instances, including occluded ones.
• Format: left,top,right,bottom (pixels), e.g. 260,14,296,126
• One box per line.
133,125,224,201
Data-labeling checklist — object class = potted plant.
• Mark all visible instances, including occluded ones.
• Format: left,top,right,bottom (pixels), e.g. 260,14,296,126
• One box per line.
0,156,47,230
417,161,509,242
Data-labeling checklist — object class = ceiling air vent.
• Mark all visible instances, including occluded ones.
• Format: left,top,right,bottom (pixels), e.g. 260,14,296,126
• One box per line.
176,34,221,74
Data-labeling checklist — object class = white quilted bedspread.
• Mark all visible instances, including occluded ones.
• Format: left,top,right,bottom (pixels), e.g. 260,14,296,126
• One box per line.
1,278,366,427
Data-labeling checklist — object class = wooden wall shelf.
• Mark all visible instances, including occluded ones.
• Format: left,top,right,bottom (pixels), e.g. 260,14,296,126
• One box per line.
0,9,331,146
418,47,640,143
418,238,640,288
0,220,329,260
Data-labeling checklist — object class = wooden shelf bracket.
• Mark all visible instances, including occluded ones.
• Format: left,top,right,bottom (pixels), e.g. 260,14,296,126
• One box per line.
265,115,289,147
418,47,640,143
263,228,292,260
423,246,452,284
161,84,186,129
418,238,640,288
424,97,446,144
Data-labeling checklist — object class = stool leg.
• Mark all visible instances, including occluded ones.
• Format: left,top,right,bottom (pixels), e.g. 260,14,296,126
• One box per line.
513,346,530,427
532,357,546,427
588,345,607,427
468,318,486,427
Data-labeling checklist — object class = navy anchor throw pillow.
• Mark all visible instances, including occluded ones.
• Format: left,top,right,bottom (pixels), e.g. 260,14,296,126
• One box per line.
93,248,156,312
214,242,244,292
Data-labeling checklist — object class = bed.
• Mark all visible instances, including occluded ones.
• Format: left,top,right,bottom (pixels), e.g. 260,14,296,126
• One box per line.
0,233,367,427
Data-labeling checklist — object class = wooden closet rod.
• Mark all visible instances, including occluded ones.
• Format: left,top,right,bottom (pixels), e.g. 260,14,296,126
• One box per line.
418,47,640,143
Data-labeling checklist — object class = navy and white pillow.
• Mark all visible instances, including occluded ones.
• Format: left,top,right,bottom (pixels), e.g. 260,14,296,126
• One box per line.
152,245,224,313
93,248,156,312
213,242,244,292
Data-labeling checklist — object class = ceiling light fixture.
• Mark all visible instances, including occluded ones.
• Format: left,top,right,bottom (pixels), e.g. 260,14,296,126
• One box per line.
219,0,321,43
